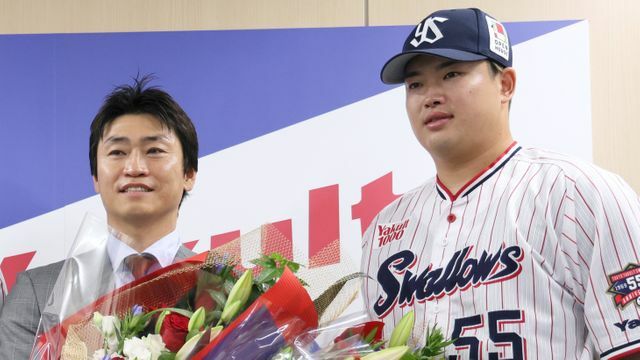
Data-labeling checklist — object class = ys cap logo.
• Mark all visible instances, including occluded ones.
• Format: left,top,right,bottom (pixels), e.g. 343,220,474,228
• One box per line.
410,17,449,47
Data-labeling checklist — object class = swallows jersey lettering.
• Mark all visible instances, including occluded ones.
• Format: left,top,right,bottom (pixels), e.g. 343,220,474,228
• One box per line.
373,245,524,318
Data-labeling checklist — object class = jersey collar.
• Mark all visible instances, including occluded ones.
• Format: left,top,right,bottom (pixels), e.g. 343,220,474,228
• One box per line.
436,141,522,201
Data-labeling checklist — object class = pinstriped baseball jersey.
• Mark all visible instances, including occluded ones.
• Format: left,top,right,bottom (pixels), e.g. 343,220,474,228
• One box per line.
362,142,640,359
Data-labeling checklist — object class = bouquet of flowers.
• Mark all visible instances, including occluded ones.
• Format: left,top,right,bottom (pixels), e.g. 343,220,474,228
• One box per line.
83,253,315,360
29,214,451,359
29,215,355,359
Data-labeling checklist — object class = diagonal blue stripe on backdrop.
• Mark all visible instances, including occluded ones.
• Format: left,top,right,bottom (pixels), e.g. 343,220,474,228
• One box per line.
0,20,579,229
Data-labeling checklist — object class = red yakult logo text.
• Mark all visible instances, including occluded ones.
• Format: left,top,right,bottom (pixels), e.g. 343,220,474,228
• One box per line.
377,219,409,248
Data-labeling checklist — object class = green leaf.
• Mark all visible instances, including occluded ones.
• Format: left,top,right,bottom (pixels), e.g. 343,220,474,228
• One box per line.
399,353,418,360
285,262,300,272
363,326,380,344
206,289,227,310
255,267,279,284
250,257,275,268
271,252,285,263
412,323,455,358
155,307,194,319
185,329,199,341
158,352,176,360
249,253,308,292
205,309,222,325
155,310,170,334
129,314,142,330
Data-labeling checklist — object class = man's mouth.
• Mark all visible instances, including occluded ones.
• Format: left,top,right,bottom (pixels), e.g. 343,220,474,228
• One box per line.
120,184,153,193
424,112,452,129
425,112,452,125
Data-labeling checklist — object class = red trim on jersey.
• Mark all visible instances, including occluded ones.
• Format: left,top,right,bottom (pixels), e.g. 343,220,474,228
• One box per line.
606,343,640,360
436,141,519,201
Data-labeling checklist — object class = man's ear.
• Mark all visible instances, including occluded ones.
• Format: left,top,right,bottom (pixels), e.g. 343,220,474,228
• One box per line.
93,175,100,193
183,169,197,192
500,67,516,104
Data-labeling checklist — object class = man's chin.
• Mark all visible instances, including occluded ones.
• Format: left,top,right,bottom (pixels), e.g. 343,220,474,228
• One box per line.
105,204,180,230
110,209,158,225
421,136,456,157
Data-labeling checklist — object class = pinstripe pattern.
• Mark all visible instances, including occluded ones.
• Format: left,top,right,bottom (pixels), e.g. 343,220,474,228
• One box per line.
362,145,640,359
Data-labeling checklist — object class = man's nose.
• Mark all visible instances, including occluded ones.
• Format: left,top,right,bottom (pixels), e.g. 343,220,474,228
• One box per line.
423,91,445,108
124,150,149,176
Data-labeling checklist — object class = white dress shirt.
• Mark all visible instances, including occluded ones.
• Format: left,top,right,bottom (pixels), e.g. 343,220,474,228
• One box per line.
106,229,181,288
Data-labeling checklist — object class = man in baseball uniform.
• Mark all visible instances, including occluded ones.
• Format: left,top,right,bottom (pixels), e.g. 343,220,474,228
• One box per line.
362,8,640,359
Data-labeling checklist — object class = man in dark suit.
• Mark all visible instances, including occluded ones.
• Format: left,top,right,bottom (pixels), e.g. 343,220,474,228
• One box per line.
0,76,199,358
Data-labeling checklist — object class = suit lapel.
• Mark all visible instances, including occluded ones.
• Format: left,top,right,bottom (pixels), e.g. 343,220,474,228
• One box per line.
98,255,116,296
173,245,196,262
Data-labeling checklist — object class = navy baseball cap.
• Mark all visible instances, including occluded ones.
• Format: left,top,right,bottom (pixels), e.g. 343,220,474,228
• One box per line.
380,8,512,84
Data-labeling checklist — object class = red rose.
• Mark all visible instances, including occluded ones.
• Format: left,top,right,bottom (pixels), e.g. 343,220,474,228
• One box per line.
160,312,190,352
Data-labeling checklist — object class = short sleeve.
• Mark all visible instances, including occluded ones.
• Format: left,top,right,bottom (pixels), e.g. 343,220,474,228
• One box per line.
567,168,640,359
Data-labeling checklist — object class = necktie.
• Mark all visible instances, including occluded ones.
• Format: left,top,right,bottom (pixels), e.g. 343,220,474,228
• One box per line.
124,253,160,280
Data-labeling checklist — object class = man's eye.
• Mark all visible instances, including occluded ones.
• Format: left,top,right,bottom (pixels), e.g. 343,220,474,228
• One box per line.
444,71,461,80
147,148,166,155
406,82,422,89
108,150,125,156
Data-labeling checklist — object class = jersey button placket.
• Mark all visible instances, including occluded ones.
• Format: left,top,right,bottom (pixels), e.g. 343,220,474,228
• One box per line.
442,202,457,246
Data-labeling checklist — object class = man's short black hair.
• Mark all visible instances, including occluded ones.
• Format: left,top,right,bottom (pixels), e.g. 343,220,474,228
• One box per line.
89,75,198,203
